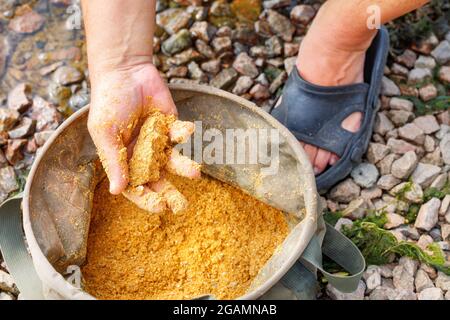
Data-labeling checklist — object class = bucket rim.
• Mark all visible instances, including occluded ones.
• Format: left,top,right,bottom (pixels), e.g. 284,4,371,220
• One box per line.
22,83,319,300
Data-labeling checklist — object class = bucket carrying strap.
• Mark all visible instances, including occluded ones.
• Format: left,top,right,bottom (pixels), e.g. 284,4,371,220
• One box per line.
0,196,45,299
282,222,366,294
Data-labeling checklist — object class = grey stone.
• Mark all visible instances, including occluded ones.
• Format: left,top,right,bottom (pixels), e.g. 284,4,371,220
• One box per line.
417,234,434,250
396,225,420,240
369,287,396,300
367,143,391,164
415,198,441,231
34,130,55,147
200,59,221,75
326,280,365,300
411,163,441,187
424,135,435,152
435,272,450,291
264,9,295,42
408,68,432,84
381,76,400,96
265,36,283,58
393,265,414,292
363,265,381,291
388,110,414,127
390,97,414,112
30,96,63,131
232,76,254,95
232,52,259,78
377,174,401,190
195,40,214,59
361,187,382,200
430,173,447,190
431,40,450,64
162,29,192,55
329,179,360,203
391,151,418,179
350,163,379,188
414,55,436,69
440,195,450,216
249,83,270,100
210,68,238,89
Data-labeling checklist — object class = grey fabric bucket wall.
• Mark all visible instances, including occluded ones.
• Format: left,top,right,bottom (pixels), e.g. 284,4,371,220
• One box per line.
0,84,364,300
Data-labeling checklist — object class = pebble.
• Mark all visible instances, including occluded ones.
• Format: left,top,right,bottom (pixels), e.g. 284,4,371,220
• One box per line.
439,66,450,83
210,68,238,89
363,265,382,291
30,96,63,131
430,173,447,190
232,52,259,78
52,66,84,86
290,5,315,25
34,130,55,146
162,29,192,55
334,218,353,232
440,195,450,216
366,143,390,164
329,179,360,203
211,36,232,53
350,163,379,188
410,162,441,187
232,76,253,95
157,8,191,35
419,83,437,102
8,117,35,139
417,234,434,250
0,166,18,194
7,83,31,113
249,83,270,100
413,115,440,134
387,138,422,155
264,9,295,42
396,49,417,68
418,287,444,300
283,56,297,74
391,151,418,179
389,97,414,112
200,59,221,75
435,272,450,291
8,9,44,34
374,112,394,136
408,68,432,84
377,153,397,175
5,139,26,164
384,213,405,229
381,76,400,96
377,174,401,190
414,198,441,231
0,108,20,132
393,265,415,292
440,134,450,165
388,110,414,127
414,55,436,69
398,123,425,144
390,182,423,203
431,40,450,64
342,198,367,220
326,280,366,300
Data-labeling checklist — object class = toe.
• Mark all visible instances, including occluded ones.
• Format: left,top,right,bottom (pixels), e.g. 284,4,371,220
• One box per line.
314,149,331,174
329,154,339,165
303,143,318,167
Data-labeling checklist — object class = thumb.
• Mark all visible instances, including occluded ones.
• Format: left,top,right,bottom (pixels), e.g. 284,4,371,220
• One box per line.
90,124,129,194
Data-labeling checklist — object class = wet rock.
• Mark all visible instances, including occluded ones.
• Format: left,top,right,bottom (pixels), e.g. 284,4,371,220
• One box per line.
269,70,287,94
326,280,365,300
377,174,401,190
284,42,299,57
5,139,26,165
169,48,202,65
157,8,191,35
374,112,394,136
7,83,31,113
329,178,360,203
52,66,84,86
30,96,63,131
34,130,55,147
9,9,44,34
418,288,443,300
211,36,232,53
0,108,20,131
189,21,215,42
249,83,270,100
167,66,188,78
350,163,379,188
265,36,283,58
162,29,192,55
210,68,238,89
388,110,414,127
366,143,390,164
419,84,437,102
0,166,18,194
440,134,450,165
396,49,417,68
415,198,440,231
187,61,206,82
8,117,35,139
381,76,400,96
431,40,450,64
232,52,259,78
232,76,253,95
439,66,450,83
391,151,418,179
411,162,441,187
264,9,295,42
200,59,221,75
290,5,315,25
384,213,405,229
408,68,432,84
68,90,90,111
398,123,425,144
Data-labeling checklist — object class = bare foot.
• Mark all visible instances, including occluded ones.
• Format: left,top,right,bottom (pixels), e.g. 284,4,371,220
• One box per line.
295,24,376,175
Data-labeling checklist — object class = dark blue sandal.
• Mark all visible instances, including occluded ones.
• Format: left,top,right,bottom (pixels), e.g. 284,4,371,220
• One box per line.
270,27,389,194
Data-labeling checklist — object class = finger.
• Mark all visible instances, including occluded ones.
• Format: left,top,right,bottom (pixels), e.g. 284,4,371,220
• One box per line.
89,122,128,195
166,149,201,179
151,176,187,213
329,154,340,165
169,120,195,144
314,149,331,175
122,185,167,213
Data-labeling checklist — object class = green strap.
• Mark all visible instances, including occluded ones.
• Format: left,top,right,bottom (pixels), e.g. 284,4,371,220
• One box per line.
0,196,45,299
299,222,366,293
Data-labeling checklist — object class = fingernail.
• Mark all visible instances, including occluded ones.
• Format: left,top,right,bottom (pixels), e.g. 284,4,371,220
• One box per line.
313,167,320,175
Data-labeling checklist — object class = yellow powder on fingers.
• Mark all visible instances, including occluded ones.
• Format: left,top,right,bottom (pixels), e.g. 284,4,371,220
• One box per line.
128,110,176,186
82,173,289,300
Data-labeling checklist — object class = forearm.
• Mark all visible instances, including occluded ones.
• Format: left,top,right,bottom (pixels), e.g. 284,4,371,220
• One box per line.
81,0,155,81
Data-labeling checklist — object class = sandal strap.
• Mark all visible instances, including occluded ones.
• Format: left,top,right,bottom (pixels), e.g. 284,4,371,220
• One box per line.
271,68,369,157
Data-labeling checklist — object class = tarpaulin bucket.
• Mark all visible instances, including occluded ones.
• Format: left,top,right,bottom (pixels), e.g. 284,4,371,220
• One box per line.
0,84,365,300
